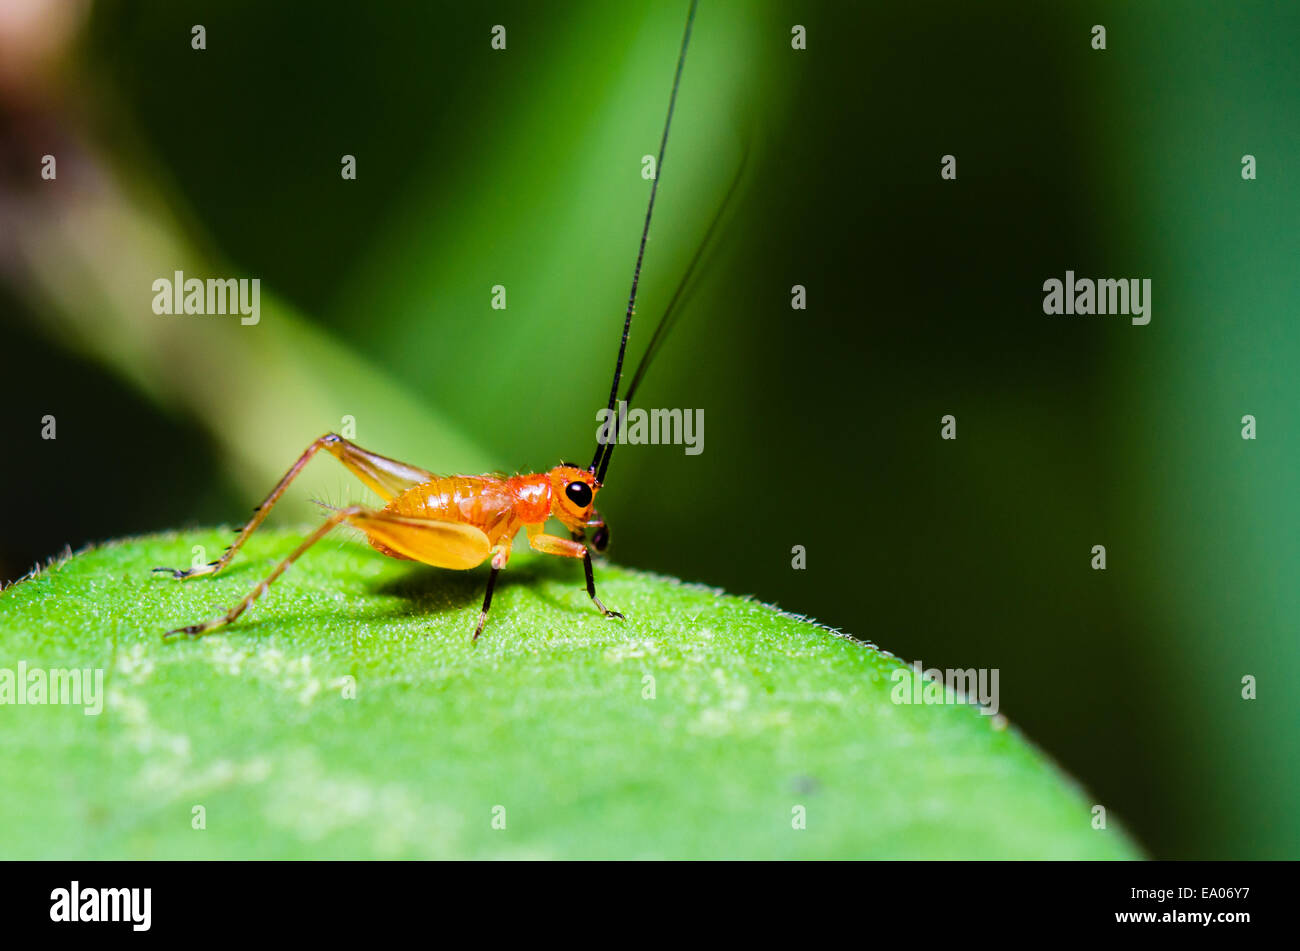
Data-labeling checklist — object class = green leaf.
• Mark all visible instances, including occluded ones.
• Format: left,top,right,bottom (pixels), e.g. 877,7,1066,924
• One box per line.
0,530,1138,859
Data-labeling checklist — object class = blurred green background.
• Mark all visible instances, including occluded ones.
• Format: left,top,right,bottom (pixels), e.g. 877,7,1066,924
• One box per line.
1,0,1296,859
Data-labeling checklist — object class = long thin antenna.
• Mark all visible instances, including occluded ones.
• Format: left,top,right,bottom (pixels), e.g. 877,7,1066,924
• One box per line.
590,0,699,477
593,148,747,484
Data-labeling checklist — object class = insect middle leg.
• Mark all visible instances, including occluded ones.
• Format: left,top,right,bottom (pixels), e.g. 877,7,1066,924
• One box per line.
153,433,436,580
524,525,624,621
473,540,514,642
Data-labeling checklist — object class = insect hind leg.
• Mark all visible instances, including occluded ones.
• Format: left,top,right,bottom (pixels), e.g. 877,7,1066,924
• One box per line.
163,505,367,640
152,433,437,581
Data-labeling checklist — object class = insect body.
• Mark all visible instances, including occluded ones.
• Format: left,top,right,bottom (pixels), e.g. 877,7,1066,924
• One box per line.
157,437,615,640
157,0,714,642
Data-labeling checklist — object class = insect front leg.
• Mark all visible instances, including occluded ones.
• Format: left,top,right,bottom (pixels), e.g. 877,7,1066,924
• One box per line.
524,525,624,622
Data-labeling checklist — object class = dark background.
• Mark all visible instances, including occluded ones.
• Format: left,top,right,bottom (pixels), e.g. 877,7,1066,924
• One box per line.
1,0,1296,859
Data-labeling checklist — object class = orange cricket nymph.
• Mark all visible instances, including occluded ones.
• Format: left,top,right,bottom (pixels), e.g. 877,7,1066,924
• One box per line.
154,0,718,643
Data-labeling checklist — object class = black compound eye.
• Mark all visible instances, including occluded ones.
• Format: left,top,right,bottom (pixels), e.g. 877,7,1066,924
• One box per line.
565,481,593,508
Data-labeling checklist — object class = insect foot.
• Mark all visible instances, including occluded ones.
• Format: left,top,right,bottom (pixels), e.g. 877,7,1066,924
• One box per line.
161,622,210,640
151,563,218,581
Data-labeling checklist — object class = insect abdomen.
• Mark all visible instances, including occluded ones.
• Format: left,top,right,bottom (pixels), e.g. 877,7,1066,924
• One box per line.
388,477,514,536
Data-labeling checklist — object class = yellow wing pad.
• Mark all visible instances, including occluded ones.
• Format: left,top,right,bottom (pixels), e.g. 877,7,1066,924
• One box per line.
349,511,491,570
